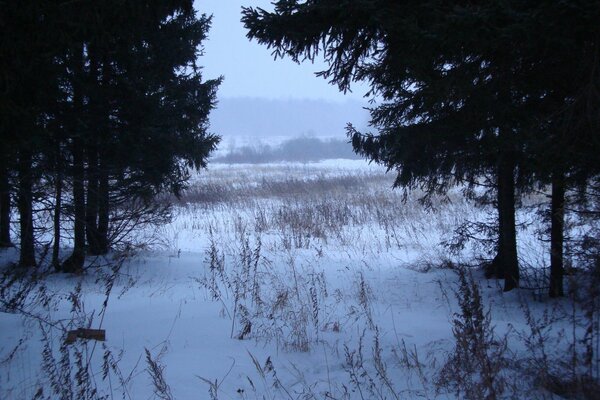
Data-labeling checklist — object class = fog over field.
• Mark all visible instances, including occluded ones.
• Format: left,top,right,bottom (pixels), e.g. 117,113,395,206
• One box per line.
210,97,371,138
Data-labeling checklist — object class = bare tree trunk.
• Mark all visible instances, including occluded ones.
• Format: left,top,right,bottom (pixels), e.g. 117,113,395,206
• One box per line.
0,160,11,247
62,44,86,273
52,164,62,270
17,149,36,267
498,153,519,291
86,142,100,254
487,170,506,280
549,170,565,297
96,154,109,254
62,136,86,273
94,56,110,255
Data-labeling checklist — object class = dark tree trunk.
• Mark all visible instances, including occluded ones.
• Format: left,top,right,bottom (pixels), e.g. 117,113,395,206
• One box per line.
94,57,110,255
0,160,11,247
85,48,102,255
498,154,519,291
62,44,86,273
549,171,565,298
62,44,88,273
62,136,86,273
86,142,100,254
96,155,109,254
486,172,506,280
17,149,36,267
94,54,111,255
52,167,62,271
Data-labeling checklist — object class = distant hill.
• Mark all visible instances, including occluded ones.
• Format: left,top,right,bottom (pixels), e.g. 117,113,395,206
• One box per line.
209,97,371,138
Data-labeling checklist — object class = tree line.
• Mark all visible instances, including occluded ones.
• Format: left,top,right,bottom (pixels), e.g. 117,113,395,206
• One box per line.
215,136,361,164
1,1,220,272
242,0,600,296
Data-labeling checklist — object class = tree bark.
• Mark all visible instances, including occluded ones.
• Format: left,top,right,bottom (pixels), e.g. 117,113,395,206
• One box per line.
0,160,11,247
96,154,109,254
94,55,110,255
62,136,86,273
86,141,100,254
549,170,565,298
52,166,63,270
17,149,36,267
487,172,506,280
62,44,86,273
497,154,519,291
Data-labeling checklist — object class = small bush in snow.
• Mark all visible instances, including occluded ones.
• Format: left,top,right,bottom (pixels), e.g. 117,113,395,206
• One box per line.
437,267,509,399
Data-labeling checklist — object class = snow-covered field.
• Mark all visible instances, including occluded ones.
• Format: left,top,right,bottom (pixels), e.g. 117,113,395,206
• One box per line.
0,160,589,399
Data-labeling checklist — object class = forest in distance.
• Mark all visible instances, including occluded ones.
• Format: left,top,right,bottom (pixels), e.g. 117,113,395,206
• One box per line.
213,136,362,164
1,1,600,399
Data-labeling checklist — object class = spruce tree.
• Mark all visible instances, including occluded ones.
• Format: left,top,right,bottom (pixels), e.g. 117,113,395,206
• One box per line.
2,1,220,270
59,0,220,269
1,1,67,266
243,0,524,290
243,0,600,293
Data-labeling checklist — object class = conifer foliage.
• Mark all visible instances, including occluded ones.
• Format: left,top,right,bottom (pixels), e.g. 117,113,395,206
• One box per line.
1,1,220,270
242,0,600,295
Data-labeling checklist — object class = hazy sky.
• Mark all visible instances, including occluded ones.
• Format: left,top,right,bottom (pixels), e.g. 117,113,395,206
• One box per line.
194,0,370,102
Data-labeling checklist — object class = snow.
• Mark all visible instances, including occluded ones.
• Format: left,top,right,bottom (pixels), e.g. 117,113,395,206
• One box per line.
0,161,579,399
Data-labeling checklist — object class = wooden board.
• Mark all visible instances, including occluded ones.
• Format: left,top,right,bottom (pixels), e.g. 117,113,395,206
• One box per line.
65,328,106,344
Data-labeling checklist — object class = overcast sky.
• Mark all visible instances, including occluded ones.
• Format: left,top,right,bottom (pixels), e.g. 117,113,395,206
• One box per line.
194,0,370,102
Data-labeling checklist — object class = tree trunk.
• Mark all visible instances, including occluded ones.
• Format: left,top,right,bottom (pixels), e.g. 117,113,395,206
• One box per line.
549,171,565,298
96,155,109,254
17,149,36,267
0,160,11,247
94,56,110,255
52,167,62,270
497,154,519,291
86,142,100,254
62,44,86,273
62,136,86,273
487,171,506,280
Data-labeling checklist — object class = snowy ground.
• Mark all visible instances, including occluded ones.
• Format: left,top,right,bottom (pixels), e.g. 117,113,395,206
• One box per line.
0,160,586,399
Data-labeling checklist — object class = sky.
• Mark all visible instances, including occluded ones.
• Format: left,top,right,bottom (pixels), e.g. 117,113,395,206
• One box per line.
209,97,371,143
194,0,370,102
